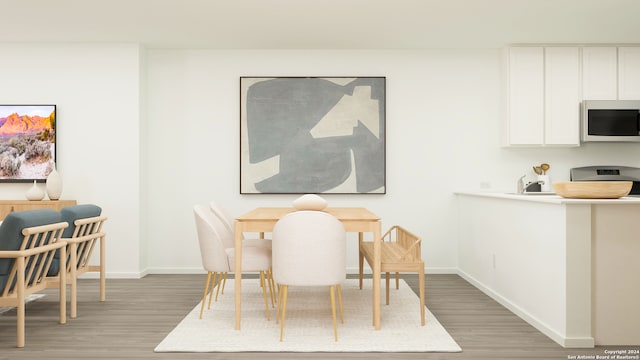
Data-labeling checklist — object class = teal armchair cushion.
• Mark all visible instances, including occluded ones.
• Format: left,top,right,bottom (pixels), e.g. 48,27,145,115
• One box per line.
60,204,102,238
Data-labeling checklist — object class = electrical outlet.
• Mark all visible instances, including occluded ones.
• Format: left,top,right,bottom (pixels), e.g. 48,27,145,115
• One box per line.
480,181,491,189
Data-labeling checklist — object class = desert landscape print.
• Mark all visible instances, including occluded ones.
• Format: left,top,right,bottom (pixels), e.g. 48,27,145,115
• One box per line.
0,105,56,181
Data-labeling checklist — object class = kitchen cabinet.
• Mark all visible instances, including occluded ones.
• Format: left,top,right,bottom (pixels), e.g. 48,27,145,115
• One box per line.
618,47,640,99
506,47,543,145
582,46,640,100
582,47,618,100
0,199,77,220
505,46,580,146
457,192,640,347
544,47,581,145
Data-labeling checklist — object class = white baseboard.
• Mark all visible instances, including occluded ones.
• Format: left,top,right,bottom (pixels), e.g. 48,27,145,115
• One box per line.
82,266,459,279
457,269,594,348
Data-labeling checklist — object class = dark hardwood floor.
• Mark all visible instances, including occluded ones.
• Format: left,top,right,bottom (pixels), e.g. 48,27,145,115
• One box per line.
0,274,637,359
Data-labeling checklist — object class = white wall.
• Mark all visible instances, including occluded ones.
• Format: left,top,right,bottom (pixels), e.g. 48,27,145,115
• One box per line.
2,44,639,277
0,43,142,277
144,48,640,275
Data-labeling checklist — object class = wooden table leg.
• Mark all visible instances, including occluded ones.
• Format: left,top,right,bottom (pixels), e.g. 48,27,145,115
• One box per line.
234,222,243,330
372,223,381,330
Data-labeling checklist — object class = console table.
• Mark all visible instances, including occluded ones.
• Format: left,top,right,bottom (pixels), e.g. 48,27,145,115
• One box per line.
0,200,77,220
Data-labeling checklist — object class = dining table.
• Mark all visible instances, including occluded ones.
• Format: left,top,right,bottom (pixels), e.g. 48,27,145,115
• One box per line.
233,207,382,330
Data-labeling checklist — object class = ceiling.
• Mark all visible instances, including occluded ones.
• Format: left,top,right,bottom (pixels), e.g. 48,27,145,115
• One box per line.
2,0,640,49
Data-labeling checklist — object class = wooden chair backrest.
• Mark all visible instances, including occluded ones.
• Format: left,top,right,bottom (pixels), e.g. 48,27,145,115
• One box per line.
382,225,422,263
1,222,68,297
65,216,107,274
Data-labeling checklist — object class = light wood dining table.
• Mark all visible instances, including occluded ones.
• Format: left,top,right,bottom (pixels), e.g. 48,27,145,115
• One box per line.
233,207,382,330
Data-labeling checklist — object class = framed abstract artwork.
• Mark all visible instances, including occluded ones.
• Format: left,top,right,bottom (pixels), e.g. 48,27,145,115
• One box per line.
0,105,56,182
240,77,386,194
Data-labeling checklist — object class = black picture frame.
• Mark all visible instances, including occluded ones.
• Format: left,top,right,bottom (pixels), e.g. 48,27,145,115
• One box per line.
240,77,386,194
0,104,56,183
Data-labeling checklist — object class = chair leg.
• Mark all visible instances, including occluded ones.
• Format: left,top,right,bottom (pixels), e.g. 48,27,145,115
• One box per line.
279,285,288,341
276,284,282,324
70,243,78,318
395,272,400,289
17,301,25,348
99,236,106,302
267,268,276,308
330,285,338,342
218,272,227,297
385,272,390,305
209,272,218,308
199,272,212,319
337,284,344,324
259,271,270,320
419,270,426,326
358,245,364,289
17,259,25,348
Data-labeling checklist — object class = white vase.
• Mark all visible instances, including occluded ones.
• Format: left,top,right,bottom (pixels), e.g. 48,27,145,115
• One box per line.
46,165,63,200
26,180,45,201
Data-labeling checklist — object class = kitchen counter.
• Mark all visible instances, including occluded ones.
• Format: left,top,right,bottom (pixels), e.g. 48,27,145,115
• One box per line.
456,191,640,204
456,192,640,348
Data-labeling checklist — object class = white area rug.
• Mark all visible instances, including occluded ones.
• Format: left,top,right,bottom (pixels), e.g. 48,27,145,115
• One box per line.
155,279,461,352
0,294,46,315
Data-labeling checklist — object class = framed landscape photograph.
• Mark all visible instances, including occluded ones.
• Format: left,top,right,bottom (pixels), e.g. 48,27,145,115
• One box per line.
0,105,56,182
240,77,386,194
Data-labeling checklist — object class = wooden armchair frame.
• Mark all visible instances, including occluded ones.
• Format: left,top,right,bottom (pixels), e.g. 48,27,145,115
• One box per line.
359,225,425,326
47,215,107,318
0,221,68,347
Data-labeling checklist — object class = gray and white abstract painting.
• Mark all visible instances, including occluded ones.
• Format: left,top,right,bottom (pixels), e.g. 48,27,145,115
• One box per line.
240,77,385,194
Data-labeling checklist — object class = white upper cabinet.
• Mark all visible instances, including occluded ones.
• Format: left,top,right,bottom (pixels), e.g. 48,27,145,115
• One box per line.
582,46,640,100
505,46,580,146
618,47,640,100
544,47,581,145
582,47,618,100
506,47,544,145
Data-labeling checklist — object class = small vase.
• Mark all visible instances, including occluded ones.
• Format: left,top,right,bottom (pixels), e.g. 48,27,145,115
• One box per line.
26,180,45,201
46,165,63,200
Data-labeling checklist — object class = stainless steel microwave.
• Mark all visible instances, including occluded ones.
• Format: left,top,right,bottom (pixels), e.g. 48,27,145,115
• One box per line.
582,100,640,142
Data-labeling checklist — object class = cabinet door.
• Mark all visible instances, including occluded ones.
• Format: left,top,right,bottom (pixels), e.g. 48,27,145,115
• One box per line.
507,47,544,145
544,47,581,145
618,47,640,100
582,47,618,100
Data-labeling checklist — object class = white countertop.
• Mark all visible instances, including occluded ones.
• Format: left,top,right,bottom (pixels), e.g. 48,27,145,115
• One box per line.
456,191,640,204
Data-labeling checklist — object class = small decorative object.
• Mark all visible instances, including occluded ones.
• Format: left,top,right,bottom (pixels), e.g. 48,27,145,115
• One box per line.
46,165,63,200
538,175,551,192
292,194,328,210
25,180,45,201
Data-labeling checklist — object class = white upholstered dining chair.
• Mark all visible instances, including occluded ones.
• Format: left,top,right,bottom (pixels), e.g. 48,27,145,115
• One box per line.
193,205,273,320
208,201,275,306
272,210,346,341
209,201,272,250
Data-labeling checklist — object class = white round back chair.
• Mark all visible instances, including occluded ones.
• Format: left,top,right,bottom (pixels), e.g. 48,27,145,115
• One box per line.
193,205,273,320
272,210,346,341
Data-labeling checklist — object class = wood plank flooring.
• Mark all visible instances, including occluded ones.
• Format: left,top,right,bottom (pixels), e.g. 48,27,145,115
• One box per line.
0,274,637,359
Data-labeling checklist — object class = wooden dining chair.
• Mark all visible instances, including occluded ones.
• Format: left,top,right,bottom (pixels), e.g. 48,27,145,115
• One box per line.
359,225,425,326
